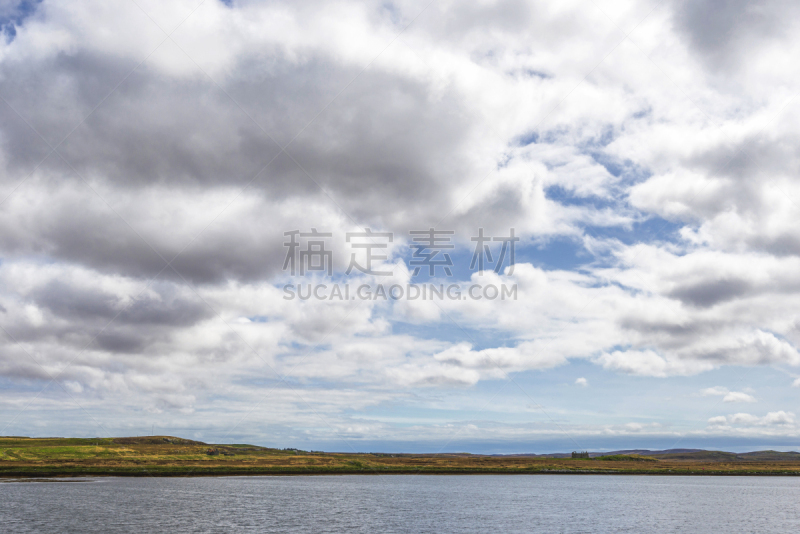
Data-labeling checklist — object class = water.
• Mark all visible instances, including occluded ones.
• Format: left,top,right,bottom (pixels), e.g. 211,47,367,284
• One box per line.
2,475,799,533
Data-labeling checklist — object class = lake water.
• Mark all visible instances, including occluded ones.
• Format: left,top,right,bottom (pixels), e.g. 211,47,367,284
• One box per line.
2,475,799,532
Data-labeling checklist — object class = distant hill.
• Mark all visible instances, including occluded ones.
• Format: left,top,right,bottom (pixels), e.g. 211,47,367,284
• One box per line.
605,449,705,456
505,449,800,461
503,449,705,458
736,451,800,461
111,436,206,446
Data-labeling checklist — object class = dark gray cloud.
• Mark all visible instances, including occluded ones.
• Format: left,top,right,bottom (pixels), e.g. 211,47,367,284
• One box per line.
619,315,713,344
0,44,477,283
31,279,210,326
0,48,474,197
2,276,212,355
685,132,800,186
668,278,753,307
673,0,799,71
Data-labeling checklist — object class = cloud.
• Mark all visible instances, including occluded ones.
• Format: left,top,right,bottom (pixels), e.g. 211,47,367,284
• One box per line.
722,392,757,403
701,387,757,403
707,416,728,427
2,0,800,447
764,411,795,425
672,0,800,73
729,413,761,425
709,411,795,428
596,350,714,378
575,377,588,387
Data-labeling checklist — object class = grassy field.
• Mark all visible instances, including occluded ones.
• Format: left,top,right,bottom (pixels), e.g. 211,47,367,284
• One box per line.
2,436,800,477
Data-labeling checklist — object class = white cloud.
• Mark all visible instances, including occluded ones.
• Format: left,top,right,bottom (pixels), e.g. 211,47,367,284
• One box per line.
764,411,796,425
701,387,756,403
722,392,757,403
707,416,728,427
596,350,714,378
575,377,588,387
709,411,796,428
729,413,761,425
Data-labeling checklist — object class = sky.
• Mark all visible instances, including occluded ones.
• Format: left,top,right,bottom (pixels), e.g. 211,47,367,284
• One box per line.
1,0,800,454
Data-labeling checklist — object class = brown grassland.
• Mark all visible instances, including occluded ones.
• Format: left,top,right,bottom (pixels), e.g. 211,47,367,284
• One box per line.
2,436,800,477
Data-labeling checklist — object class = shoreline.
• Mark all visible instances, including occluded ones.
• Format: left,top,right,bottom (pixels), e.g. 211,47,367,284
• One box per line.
4,468,800,478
